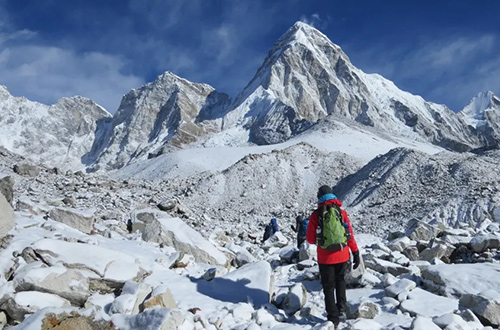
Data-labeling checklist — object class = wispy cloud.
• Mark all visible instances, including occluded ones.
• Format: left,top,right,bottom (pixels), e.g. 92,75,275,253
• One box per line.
347,33,500,110
300,13,322,27
0,44,144,112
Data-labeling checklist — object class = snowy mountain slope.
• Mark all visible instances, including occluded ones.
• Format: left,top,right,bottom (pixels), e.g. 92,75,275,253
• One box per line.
0,85,111,170
334,147,500,236
459,91,500,149
113,115,444,181
86,72,230,171
220,22,485,151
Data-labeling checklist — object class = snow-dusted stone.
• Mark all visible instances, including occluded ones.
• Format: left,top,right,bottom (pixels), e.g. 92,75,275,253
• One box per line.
297,259,316,270
202,266,228,281
298,241,317,261
364,257,412,276
432,312,470,329
31,238,141,281
381,273,398,287
349,318,382,329
388,236,412,252
13,163,40,177
356,300,380,319
235,249,258,267
231,302,254,322
196,260,273,308
411,316,441,330
109,281,152,315
48,207,96,234
390,251,410,265
0,174,14,204
13,263,90,306
253,307,277,327
143,285,176,310
2,291,70,321
406,220,440,241
469,234,500,253
141,209,228,265
459,289,500,327
262,231,288,249
0,193,14,238
400,288,458,317
443,235,473,246
279,246,298,263
419,240,455,262
111,308,186,330
346,253,366,286
421,263,500,297
385,279,417,298
310,321,335,330
280,283,307,316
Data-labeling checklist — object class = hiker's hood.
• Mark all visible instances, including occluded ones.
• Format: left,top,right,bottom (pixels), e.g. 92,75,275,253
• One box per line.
318,198,342,208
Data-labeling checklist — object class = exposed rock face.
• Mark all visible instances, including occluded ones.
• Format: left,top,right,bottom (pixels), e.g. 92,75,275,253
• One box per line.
222,22,484,150
87,72,229,170
49,207,96,234
459,91,500,150
0,85,111,170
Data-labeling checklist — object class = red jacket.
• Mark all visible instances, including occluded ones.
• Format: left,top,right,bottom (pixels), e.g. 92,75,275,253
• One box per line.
306,199,359,264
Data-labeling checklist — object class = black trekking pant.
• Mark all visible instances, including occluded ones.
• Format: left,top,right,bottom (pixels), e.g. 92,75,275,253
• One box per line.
297,235,306,249
319,262,347,322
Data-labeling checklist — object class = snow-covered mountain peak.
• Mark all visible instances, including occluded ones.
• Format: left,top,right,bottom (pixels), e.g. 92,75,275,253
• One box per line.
461,91,500,120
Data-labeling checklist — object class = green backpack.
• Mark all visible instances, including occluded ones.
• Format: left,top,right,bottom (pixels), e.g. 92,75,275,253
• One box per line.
317,204,351,251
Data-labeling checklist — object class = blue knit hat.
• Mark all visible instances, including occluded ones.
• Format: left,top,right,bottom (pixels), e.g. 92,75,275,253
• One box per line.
317,185,337,203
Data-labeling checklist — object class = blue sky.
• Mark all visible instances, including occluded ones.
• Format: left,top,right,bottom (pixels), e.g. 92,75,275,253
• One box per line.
1,0,500,113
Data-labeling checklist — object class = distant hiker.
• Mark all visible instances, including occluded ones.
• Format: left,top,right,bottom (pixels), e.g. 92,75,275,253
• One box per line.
262,218,279,242
307,185,360,328
291,214,309,248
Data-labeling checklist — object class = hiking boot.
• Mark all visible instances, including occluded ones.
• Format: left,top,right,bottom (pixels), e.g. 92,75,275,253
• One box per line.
338,309,346,320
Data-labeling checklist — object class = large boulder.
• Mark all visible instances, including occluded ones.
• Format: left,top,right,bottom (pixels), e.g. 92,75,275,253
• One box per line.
0,174,14,205
469,234,500,253
400,288,458,317
49,207,96,234
459,289,500,327
421,263,500,297
140,209,228,266
13,263,90,306
0,192,14,238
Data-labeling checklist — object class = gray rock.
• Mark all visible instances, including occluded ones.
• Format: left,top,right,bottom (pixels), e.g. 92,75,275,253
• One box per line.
357,300,380,319
402,246,420,261
0,175,14,205
459,290,500,327
364,257,412,277
470,234,500,253
49,207,95,234
13,163,40,177
280,283,307,316
385,278,417,298
419,240,455,262
143,285,177,310
0,193,14,238
406,220,441,241
388,236,412,252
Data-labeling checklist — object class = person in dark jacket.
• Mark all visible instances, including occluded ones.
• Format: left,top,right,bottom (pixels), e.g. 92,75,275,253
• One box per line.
262,218,279,242
292,215,309,248
307,185,360,327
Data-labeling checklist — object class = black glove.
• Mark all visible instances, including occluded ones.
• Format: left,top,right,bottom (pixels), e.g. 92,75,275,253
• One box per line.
352,251,360,270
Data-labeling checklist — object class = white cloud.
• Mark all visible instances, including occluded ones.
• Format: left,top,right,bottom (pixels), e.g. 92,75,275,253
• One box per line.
0,43,144,112
300,13,321,27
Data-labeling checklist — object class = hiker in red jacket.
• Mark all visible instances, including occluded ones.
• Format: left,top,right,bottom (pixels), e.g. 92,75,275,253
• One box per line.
307,185,360,327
